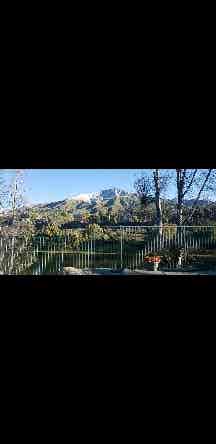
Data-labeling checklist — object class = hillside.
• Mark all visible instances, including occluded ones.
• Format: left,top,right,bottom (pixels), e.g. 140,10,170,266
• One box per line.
1,188,216,228
31,189,139,215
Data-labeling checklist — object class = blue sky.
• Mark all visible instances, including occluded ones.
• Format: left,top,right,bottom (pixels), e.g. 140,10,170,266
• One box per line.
11,169,147,204
1,169,181,205
2,169,214,206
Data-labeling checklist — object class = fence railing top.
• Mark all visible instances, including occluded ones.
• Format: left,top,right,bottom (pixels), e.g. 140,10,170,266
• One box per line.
0,225,216,240
119,225,216,228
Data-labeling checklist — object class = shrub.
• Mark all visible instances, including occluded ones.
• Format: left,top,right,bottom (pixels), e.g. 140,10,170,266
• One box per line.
85,224,104,240
42,223,61,238
160,247,184,265
68,230,83,249
103,228,121,241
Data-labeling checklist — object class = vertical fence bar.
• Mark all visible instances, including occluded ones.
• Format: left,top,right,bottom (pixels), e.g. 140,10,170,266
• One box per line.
120,226,123,267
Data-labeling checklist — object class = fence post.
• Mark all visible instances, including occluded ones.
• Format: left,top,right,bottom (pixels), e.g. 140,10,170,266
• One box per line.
120,226,123,267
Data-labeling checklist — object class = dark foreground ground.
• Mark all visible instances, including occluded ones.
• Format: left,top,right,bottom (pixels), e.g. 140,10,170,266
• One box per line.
62,267,216,276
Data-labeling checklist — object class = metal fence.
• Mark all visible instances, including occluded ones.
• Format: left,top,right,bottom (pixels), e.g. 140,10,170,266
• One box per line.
0,235,37,274
119,225,216,270
31,232,121,254
120,225,216,252
1,225,216,274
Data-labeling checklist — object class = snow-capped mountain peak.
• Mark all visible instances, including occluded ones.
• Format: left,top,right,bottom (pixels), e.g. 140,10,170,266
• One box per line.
72,193,95,202
71,188,128,202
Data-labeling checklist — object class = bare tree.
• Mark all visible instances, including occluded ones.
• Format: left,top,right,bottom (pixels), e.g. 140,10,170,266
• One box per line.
175,169,214,226
183,170,215,224
8,170,27,225
0,170,33,274
153,169,163,232
134,169,171,233
0,171,7,210
174,169,215,267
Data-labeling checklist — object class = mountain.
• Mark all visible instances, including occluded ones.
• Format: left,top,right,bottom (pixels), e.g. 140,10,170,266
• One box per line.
17,190,216,217
183,199,212,207
1,188,215,228
70,188,129,202
31,189,134,210
72,193,94,202
33,199,69,210
99,188,128,200
24,188,141,225
168,198,213,207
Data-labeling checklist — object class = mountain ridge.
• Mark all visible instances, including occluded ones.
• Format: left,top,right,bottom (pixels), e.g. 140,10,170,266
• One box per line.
1,189,215,225
31,188,134,209
24,188,215,214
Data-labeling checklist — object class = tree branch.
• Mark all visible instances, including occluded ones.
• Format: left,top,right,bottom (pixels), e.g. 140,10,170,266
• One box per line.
182,169,198,198
183,169,212,224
